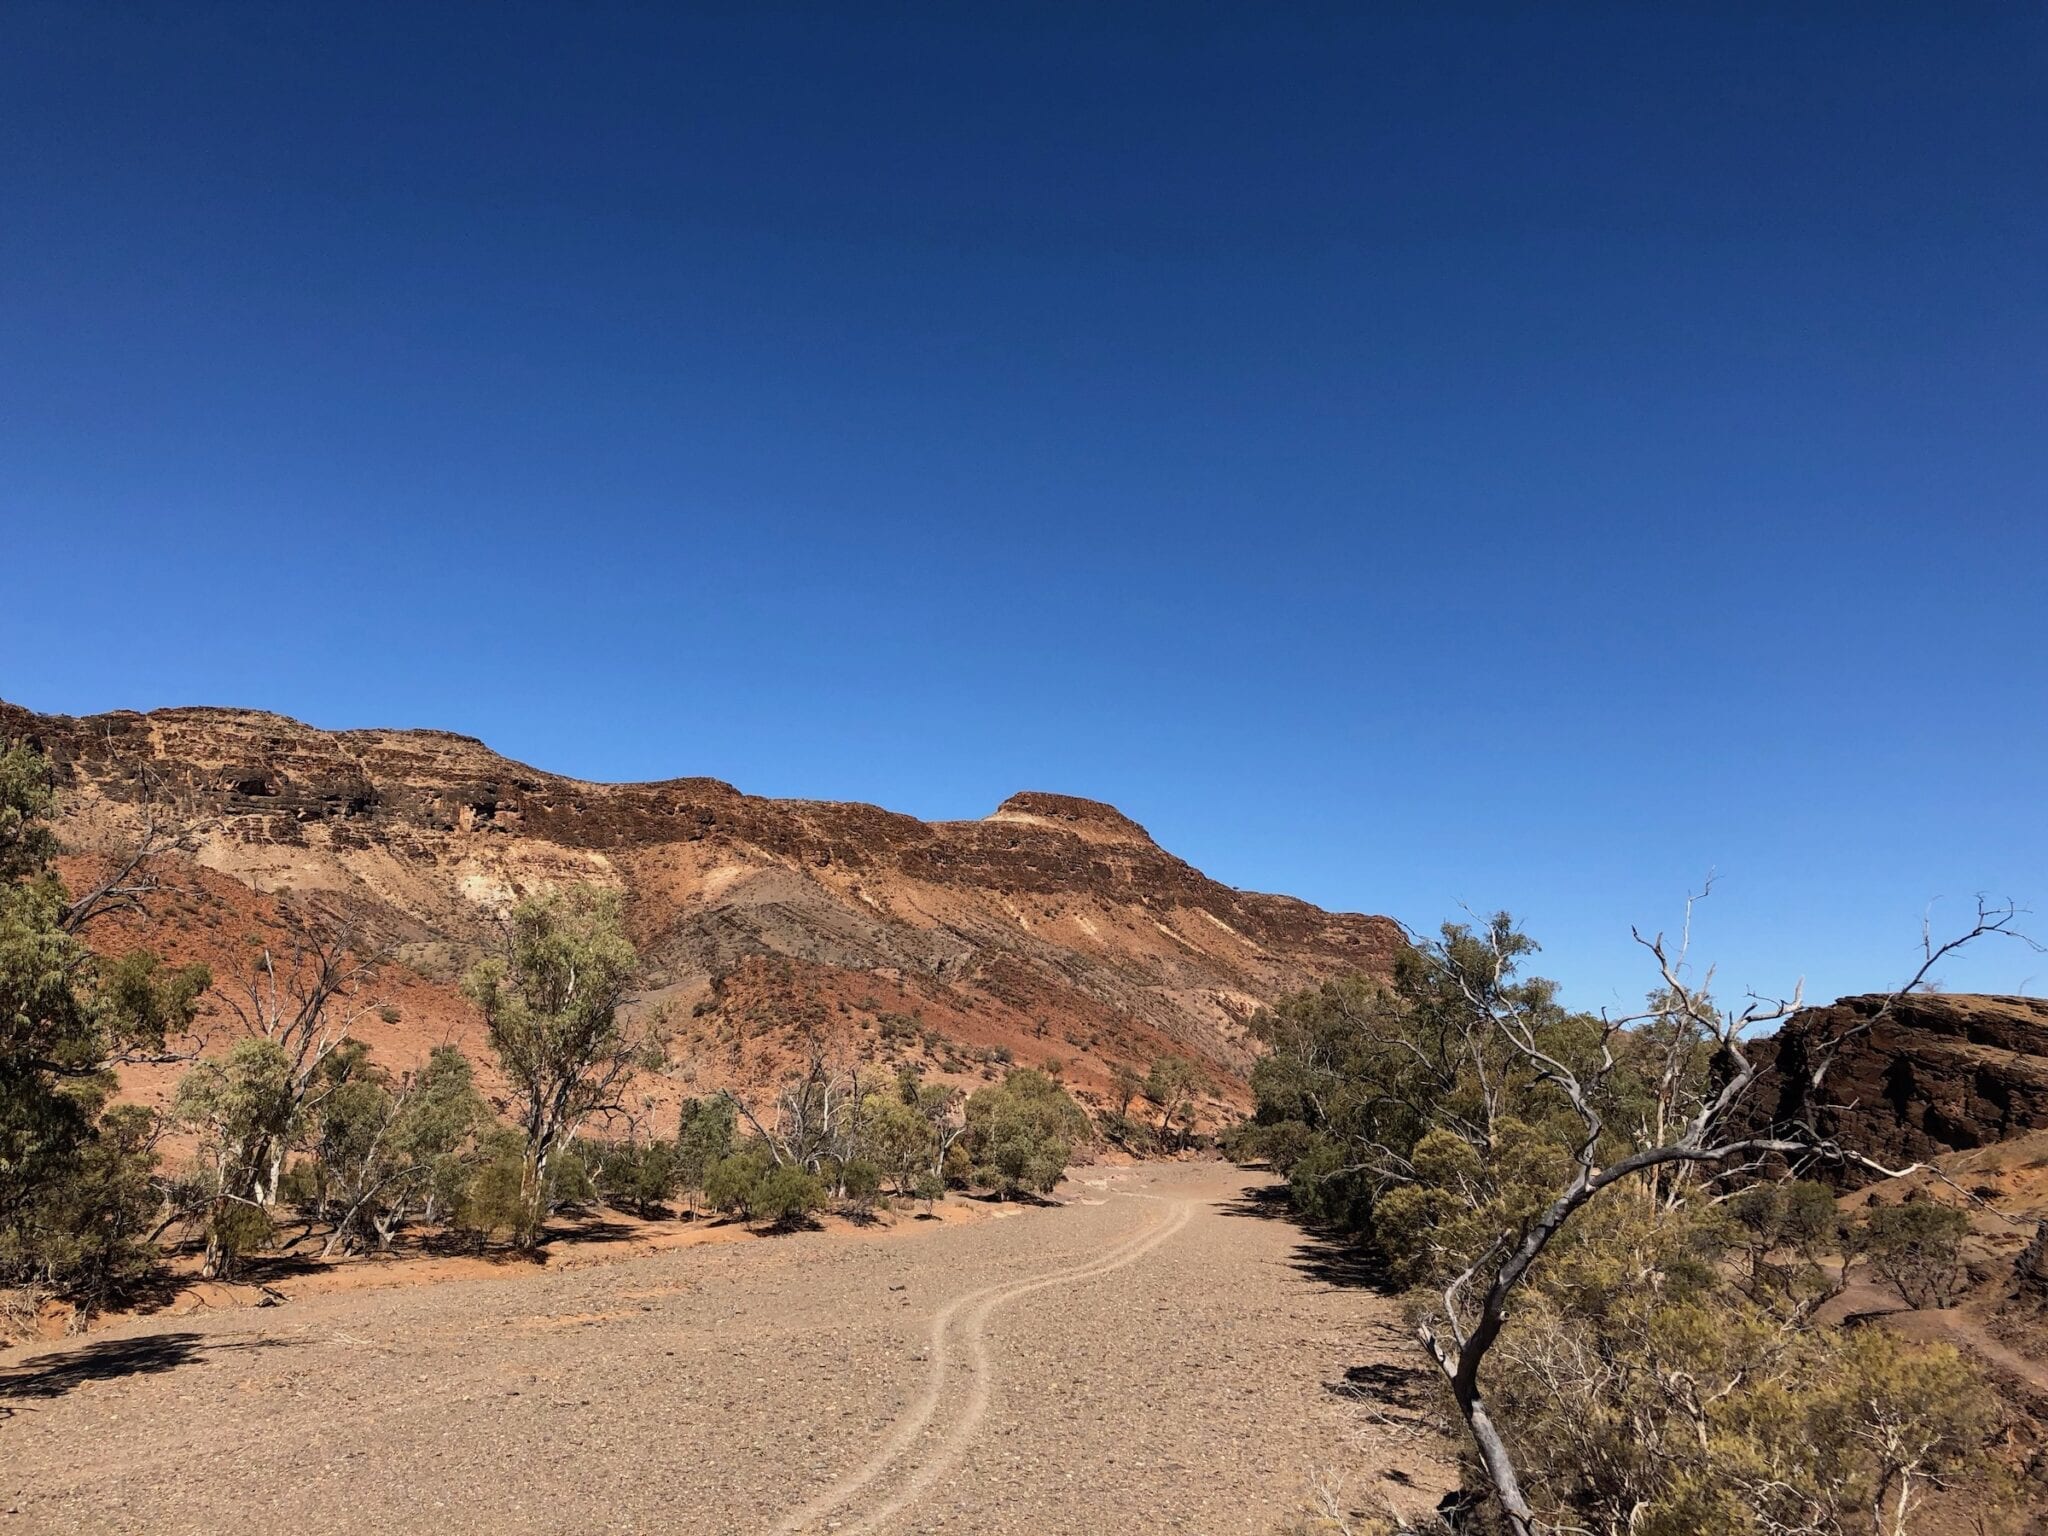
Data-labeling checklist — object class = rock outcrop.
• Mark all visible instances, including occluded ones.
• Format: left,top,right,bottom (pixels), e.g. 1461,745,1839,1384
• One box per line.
1756,993,2048,1181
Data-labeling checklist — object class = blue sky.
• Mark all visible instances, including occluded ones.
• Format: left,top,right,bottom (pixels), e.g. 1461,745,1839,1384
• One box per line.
4,4,2044,1012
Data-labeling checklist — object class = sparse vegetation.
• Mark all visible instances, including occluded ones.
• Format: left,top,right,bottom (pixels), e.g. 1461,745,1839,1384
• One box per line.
180,905,381,1276
0,756,959,1324
3,726,2032,1535
1238,907,2024,1536
876,1011,920,1048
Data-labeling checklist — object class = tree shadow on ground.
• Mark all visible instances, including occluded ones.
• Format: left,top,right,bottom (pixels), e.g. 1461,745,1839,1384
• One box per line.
236,1250,329,1284
102,1265,194,1319
1329,1359,1432,1409
753,1214,825,1237
965,1189,1059,1208
539,1216,641,1248
75,1247,333,1326
1217,1178,1296,1220
1217,1177,1394,1291
0,1332,290,1413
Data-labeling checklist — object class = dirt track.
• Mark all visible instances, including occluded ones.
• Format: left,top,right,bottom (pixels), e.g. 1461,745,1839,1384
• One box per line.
0,1164,1448,1534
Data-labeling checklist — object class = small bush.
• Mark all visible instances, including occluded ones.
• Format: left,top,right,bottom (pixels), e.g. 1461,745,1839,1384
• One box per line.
589,1138,680,1217
840,1159,883,1213
208,1200,275,1273
703,1147,773,1222
877,1013,920,1046
754,1164,826,1228
547,1146,594,1209
1865,1197,1971,1308
449,1131,538,1248
0,1103,167,1316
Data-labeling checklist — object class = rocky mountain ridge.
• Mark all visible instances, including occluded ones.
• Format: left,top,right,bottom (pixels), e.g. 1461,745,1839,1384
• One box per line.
2,699,1405,1111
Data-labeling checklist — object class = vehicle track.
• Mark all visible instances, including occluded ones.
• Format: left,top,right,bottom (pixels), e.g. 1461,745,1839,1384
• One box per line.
3,1165,1450,1535
771,1194,1193,1535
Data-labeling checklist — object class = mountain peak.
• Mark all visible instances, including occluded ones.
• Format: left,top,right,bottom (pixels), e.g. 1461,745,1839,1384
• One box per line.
987,792,1155,846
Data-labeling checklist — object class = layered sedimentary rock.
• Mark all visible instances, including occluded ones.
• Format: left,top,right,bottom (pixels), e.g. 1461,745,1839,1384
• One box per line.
1,700,1403,1107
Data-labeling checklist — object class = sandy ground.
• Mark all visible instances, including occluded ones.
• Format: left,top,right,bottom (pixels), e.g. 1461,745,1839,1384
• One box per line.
0,1164,1449,1535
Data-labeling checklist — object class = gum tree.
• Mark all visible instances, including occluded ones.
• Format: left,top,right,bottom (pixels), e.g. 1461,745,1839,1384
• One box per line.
1397,898,2031,1536
0,740,209,1311
464,887,652,1246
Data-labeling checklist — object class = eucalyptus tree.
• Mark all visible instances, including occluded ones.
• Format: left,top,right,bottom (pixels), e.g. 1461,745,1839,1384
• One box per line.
464,887,656,1246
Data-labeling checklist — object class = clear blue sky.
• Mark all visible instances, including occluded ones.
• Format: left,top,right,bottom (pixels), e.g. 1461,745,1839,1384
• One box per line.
4,5,2043,1012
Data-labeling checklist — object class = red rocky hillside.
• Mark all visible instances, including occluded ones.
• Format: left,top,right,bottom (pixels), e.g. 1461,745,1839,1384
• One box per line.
2,700,1403,1124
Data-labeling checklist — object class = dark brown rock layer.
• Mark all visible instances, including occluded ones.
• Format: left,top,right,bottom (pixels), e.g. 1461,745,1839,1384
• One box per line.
1755,993,2048,1181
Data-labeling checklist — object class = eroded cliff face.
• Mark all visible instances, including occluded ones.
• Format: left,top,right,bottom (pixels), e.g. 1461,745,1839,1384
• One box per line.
1756,993,2048,1181
2,700,1403,1110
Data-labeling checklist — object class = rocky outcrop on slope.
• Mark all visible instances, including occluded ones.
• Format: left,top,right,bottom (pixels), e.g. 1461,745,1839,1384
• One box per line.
0,700,1402,1100
1757,993,2048,1180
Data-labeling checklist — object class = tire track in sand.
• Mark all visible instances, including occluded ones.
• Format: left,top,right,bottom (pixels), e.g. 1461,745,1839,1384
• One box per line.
771,1195,1192,1535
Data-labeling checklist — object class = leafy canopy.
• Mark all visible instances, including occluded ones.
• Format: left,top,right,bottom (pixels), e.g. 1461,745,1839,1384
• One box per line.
0,741,207,1308
962,1067,1089,1198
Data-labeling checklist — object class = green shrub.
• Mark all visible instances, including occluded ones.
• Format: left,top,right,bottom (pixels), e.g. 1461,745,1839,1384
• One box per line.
548,1145,594,1208
754,1163,826,1228
449,1130,537,1248
673,1097,737,1202
962,1068,1090,1198
208,1199,275,1271
840,1158,883,1213
1864,1197,1971,1309
1219,1117,1308,1171
589,1137,680,1217
277,1157,321,1210
0,1102,164,1316
703,1146,773,1221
